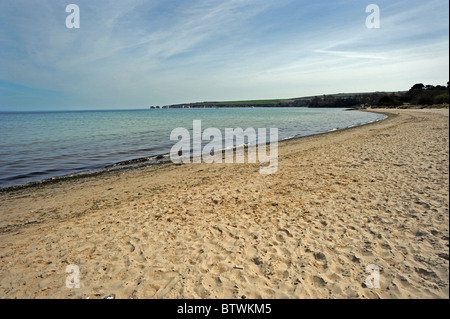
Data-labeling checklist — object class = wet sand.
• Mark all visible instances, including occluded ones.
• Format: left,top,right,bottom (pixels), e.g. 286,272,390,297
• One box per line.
0,108,448,299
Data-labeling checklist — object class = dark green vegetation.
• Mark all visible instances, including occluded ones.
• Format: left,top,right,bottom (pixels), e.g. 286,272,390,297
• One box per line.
156,82,449,109
380,82,449,108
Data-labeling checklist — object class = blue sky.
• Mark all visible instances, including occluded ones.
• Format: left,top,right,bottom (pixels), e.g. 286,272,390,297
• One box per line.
0,0,448,111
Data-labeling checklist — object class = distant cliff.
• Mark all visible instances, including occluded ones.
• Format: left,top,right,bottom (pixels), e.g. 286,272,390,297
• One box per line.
156,82,448,109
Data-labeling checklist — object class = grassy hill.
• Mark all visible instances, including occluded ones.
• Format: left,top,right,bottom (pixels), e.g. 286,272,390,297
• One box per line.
159,82,448,108
161,92,405,108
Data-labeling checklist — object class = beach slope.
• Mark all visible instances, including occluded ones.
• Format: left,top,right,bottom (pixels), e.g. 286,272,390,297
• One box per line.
0,109,448,299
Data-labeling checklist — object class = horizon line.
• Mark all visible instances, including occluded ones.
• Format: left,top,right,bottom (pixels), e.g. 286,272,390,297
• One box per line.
0,88,419,113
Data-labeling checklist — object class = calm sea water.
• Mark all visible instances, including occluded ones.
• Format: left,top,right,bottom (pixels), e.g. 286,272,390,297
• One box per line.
0,108,386,188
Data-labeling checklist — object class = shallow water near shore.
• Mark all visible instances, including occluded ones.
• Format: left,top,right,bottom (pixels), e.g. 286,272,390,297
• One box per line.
0,107,386,188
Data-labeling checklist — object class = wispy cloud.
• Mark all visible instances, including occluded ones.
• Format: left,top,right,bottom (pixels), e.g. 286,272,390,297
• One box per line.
0,0,448,110
314,49,390,60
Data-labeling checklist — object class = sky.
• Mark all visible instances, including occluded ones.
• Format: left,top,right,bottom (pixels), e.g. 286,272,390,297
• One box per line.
0,0,448,111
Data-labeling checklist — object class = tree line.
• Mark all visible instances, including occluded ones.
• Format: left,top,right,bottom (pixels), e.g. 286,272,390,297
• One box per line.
306,82,449,108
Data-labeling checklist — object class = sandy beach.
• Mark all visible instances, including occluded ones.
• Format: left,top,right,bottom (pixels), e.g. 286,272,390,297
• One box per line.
0,108,448,299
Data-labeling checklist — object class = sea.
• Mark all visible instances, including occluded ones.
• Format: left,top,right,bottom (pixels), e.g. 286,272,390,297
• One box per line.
0,107,387,189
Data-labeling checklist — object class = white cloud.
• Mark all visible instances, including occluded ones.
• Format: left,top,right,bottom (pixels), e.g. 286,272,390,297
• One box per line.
0,0,448,109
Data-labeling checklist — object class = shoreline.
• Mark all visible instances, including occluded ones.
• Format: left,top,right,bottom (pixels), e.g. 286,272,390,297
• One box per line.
0,108,448,299
0,109,388,193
